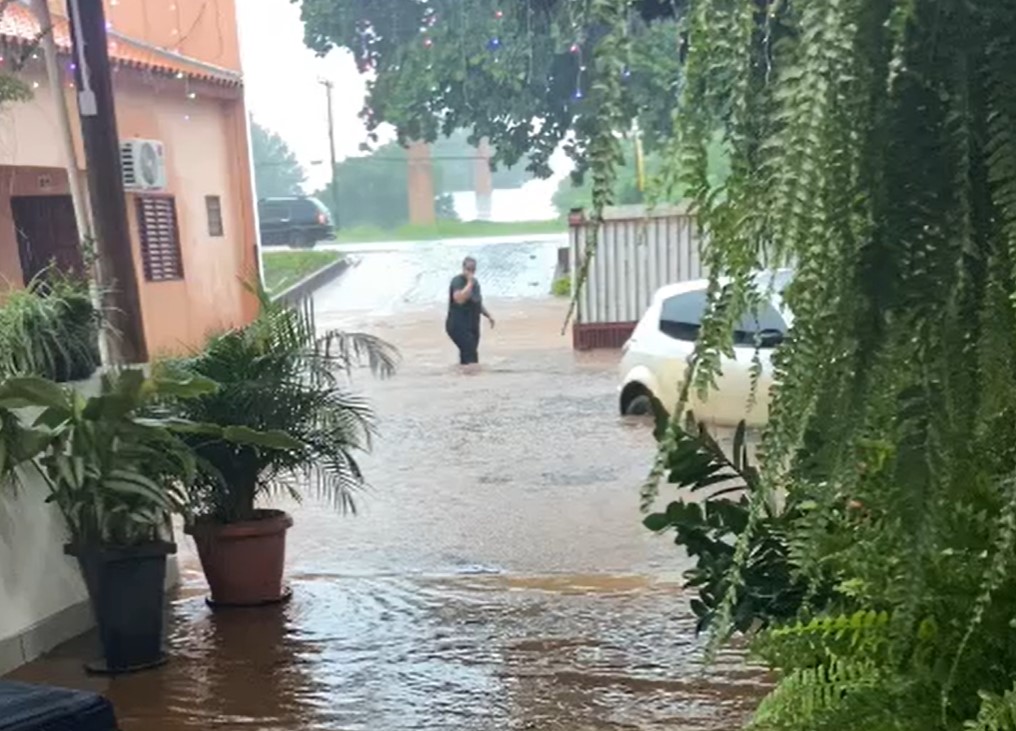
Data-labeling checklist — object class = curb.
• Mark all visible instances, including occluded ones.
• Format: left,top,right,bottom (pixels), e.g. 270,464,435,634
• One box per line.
270,256,352,305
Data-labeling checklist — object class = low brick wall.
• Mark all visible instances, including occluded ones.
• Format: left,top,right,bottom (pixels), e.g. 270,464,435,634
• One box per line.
572,321,637,351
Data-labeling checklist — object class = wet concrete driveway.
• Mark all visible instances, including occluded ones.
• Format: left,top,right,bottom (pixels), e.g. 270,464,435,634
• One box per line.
9,239,766,729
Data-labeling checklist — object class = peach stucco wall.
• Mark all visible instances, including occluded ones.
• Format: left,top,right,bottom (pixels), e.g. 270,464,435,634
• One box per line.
42,0,242,71
0,61,258,356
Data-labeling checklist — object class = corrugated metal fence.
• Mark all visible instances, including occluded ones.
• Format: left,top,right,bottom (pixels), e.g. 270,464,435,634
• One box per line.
570,204,704,350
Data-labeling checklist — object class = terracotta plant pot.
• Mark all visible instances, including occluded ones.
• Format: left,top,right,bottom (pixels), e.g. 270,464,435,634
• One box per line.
186,510,293,607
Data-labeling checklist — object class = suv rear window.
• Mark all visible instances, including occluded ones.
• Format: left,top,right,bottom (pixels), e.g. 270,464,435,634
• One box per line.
259,201,289,221
659,290,787,347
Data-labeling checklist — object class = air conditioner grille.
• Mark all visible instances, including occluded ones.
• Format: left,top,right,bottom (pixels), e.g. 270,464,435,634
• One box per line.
120,142,137,188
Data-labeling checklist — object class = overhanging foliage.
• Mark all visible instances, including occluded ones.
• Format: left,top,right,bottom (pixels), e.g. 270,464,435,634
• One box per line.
297,0,687,179
634,0,1016,728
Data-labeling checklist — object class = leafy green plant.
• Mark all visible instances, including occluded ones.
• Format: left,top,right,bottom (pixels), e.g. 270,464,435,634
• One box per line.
644,409,826,634
0,370,299,547
622,0,1016,728
551,276,571,298
969,686,1016,731
0,371,210,546
157,290,399,524
0,272,102,382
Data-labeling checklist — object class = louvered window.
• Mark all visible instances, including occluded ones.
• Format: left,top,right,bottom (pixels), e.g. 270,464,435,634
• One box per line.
136,196,184,282
206,195,224,237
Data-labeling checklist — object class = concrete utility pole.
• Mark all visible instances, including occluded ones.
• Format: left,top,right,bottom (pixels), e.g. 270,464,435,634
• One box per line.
31,0,108,366
407,141,436,226
319,78,339,228
474,137,493,222
66,0,147,363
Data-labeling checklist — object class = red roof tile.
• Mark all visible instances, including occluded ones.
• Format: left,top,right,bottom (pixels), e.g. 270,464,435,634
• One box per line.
0,3,241,86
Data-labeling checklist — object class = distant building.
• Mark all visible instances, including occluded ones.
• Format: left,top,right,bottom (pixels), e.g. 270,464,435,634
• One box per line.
0,0,258,356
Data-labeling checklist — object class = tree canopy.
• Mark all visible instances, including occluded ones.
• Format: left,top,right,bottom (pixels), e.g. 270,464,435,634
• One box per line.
250,121,307,199
297,0,685,180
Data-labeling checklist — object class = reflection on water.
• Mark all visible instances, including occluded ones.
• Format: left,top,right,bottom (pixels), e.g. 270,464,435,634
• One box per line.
94,573,762,730
8,268,768,728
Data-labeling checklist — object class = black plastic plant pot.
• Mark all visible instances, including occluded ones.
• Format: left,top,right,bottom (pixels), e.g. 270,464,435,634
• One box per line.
65,541,176,675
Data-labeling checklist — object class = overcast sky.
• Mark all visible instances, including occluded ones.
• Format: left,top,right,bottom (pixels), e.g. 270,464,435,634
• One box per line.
236,0,381,190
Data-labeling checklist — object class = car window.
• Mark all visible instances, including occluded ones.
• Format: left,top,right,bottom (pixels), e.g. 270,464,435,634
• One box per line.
260,202,289,221
754,268,793,294
734,302,787,347
658,290,787,347
307,198,330,215
659,291,707,342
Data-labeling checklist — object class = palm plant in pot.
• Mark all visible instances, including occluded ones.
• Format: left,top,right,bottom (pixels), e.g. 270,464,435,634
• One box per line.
0,369,296,673
158,293,398,607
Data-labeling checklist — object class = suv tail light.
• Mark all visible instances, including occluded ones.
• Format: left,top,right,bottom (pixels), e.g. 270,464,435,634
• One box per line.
317,212,329,225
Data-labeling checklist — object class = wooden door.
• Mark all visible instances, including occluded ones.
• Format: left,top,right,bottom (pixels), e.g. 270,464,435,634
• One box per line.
11,195,83,284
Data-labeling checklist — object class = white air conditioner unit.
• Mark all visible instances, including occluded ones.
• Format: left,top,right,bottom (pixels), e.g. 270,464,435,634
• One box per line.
120,138,167,191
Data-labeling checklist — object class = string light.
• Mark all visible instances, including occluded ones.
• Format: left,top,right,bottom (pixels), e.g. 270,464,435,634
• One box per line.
481,4,506,54
569,42,585,101
187,91,196,99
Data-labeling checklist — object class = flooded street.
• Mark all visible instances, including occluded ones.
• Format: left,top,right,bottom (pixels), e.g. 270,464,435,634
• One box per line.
10,238,767,729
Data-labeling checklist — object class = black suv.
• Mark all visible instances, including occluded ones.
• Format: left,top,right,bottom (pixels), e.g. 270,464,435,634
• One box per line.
258,196,334,248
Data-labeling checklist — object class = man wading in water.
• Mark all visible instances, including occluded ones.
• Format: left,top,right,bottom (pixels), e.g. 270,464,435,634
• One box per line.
446,256,495,368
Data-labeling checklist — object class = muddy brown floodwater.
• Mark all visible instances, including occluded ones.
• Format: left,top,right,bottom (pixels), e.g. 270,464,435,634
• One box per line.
10,243,768,729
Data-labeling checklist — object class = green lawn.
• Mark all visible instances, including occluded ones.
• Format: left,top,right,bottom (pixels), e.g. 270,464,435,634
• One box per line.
262,250,341,293
334,219,564,244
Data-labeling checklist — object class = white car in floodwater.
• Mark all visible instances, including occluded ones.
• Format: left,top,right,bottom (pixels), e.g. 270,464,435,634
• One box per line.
618,269,794,427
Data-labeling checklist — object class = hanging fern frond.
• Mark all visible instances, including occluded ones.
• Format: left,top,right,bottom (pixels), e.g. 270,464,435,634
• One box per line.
750,658,890,731
969,686,1016,731
640,0,1016,727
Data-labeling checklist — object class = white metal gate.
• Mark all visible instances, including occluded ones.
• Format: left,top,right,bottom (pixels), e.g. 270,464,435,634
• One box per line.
569,205,703,348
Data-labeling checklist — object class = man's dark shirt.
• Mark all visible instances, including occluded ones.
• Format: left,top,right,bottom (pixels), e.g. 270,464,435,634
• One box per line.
447,275,482,332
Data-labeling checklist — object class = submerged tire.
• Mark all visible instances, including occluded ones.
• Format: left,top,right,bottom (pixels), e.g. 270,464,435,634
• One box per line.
621,384,653,416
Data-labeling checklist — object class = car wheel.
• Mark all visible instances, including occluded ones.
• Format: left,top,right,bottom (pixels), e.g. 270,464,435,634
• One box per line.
621,384,653,416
